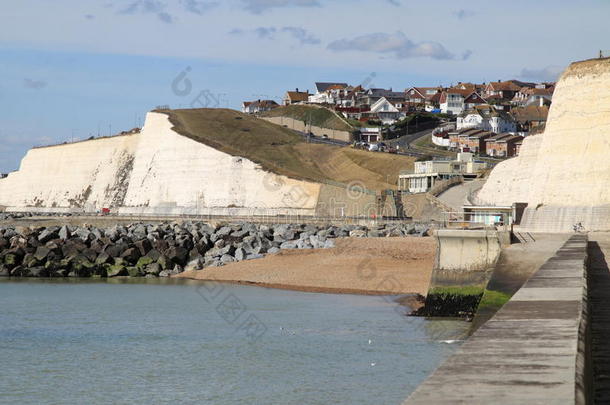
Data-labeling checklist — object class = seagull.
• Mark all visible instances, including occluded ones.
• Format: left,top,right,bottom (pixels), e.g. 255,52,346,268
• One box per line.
441,340,459,344
368,339,372,345
370,362,376,367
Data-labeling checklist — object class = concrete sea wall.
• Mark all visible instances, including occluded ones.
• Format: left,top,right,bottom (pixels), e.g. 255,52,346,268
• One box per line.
416,229,509,317
406,234,589,404
0,112,369,217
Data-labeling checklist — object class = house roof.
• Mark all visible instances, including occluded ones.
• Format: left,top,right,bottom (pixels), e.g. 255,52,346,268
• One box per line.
510,105,550,123
366,88,406,99
452,128,487,137
453,82,486,93
243,100,279,109
464,92,487,104
486,81,524,92
315,82,348,93
466,131,494,140
406,87,442,100
370,97,400,113
485,133,513,142
460,104,515,121
495,135,523,144
285,91,310,102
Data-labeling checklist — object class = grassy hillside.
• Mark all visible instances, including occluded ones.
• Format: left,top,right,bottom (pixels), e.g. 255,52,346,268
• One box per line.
160,108,413,191
260,105,354,132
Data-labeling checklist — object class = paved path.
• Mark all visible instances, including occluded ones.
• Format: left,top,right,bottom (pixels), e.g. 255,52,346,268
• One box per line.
437,180,485,210
405,235,588,404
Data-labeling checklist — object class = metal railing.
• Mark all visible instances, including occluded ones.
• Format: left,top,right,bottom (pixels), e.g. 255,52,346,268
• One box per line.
440,211,511,232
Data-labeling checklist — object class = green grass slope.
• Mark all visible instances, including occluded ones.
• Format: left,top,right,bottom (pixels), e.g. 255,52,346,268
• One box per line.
159,108,413,191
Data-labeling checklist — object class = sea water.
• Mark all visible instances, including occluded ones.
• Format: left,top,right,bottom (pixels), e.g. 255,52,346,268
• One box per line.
0,279,469,405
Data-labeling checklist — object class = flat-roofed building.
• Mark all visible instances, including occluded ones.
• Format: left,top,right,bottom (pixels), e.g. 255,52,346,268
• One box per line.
485,134,523,157
398,153,487,193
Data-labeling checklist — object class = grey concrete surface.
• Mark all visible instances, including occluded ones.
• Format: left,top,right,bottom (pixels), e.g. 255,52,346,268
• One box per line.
405,234,588,404
437,180,486,211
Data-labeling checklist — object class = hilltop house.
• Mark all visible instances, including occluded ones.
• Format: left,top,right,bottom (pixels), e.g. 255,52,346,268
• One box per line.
484,80,534,101
439,88,487,115
456,104,517,133
512,86,554,107
308,82,349,104
284,89,310,105
511,105,549,133
405,87,442,110
357,88,406,108
242,99,279,114
369,97,404,125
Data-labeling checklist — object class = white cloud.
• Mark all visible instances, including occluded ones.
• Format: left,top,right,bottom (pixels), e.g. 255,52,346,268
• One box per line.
281,27,321,45
453,9,475,19
180,0,219,14
520,66,564,82
23,78,47,89
240,0,321,14
327,31,461,60
118,0,174,23
230,26,320,45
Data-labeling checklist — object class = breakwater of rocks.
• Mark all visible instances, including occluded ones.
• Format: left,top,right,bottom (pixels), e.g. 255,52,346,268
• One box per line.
0,222,429,278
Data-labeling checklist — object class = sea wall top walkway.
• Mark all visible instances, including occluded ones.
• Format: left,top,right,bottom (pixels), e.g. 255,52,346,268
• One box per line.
405,234,588,404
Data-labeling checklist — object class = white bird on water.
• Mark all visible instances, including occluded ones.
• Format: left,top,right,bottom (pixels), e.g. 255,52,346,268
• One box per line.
368,339,372,345
370,362,376,367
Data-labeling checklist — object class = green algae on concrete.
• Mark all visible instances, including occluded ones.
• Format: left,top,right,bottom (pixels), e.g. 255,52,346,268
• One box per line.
416,286,485,318
477,289,512,311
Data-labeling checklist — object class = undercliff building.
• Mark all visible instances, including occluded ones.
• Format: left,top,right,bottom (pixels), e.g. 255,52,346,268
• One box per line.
398,153,487,193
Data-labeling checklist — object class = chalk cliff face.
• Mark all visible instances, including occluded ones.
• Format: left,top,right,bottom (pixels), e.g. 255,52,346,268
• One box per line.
476,58,610,230
0,112,322,216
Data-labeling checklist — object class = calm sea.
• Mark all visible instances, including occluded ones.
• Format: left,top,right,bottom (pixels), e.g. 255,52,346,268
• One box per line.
0,279,468,405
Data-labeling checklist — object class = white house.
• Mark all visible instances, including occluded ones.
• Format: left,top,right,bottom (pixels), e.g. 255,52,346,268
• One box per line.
439,88,488,115
308,82,348,105
456,104,516,133
369,97,404,125
439,90,466,115
242,100,279,114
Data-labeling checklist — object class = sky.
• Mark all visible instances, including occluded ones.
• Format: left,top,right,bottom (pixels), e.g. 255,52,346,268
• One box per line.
1,0,609,172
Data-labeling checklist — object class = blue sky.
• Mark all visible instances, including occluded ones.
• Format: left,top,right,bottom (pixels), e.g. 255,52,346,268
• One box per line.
1,0,609,172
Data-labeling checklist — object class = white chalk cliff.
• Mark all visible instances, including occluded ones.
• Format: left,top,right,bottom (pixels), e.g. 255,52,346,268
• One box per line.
476,58,610,231
0,112,323,216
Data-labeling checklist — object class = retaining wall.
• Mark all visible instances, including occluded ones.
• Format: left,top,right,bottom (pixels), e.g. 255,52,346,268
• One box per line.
417,229,509,317
260,116,353,142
